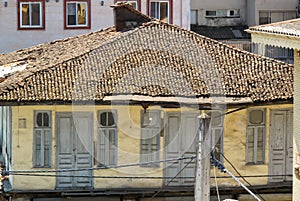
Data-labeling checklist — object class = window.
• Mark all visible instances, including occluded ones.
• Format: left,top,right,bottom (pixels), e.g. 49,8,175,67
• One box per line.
264,45,294,64
140,110,161,167
206,9,240,18
190,9,198,25
210,111,224,162
259,11,296,25
97,110,118,167
18,0,45,29
115,0,140,11
246,109,266,164
148,0,172,23
33,111,52,167
64,0,91,29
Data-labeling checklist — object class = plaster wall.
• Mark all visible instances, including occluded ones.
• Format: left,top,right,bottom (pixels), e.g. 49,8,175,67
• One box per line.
252,0,298,25
190,0,297,26
0,0,114,53
172,0,190,30
211,104,293,187
9,104,292,190
190,0,247,26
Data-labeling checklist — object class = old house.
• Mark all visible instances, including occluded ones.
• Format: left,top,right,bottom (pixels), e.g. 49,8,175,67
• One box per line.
0,3,294,201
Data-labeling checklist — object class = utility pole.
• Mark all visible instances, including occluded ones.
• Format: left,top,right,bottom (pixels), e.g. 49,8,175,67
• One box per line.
195,111,210,201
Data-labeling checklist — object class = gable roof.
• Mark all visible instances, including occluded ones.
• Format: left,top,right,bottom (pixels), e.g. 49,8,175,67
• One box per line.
0,8,293,106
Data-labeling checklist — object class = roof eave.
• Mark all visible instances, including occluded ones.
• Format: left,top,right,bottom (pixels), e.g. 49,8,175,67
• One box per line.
246,29,300,49
103,95,253,105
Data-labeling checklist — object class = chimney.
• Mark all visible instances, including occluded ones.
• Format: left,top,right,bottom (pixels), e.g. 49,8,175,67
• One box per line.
111,3,152,32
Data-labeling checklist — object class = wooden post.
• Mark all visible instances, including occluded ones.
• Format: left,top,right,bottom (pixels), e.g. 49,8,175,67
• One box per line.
195,111,210,201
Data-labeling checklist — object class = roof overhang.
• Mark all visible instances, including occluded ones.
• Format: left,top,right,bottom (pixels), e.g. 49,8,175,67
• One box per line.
246,29,300,49
103,95,253,105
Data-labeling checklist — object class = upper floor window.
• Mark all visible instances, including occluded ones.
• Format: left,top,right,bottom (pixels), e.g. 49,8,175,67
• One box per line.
33,111,52,167
148,0,172,23
18,0,45,29
64,0,91,29
115,0,140,11
259,11,296,25
205,9,240,18
246,109,266,164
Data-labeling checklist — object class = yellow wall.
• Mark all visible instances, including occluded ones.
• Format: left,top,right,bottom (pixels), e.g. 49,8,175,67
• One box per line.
212,104,292,187
10,104,292,190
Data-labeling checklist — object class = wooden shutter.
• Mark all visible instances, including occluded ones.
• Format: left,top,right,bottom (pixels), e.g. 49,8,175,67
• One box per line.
210,110,224,162
246,108,266,164
97,110,118,167
33,111,52,167
140,110,160,167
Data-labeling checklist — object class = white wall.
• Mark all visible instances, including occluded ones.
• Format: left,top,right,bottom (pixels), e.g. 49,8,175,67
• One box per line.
173,0,190,30
190,0,247,26
253,0,298,25
191,0,298,26
0,0,115,53
0,0,190,53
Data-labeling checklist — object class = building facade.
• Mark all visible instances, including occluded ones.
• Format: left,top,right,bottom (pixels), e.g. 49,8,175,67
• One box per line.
0,0,190,53
190,0,298,63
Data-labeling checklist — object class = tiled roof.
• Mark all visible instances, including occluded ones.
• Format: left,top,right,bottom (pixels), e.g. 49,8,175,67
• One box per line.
0,22,293,104
191,25,250,40
248,18,300,37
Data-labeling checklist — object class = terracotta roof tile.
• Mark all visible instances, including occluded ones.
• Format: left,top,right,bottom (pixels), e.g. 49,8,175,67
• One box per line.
0,21,293,104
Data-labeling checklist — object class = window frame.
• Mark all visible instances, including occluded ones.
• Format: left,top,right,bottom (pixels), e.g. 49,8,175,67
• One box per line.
17,0,45,30
33,110,52,168
147,0,173,24
205,9,240,18
97,110,118,167
246,108,266,165
259,10,296,25
64,0,91,29
114,0,141,11
140,110,161,167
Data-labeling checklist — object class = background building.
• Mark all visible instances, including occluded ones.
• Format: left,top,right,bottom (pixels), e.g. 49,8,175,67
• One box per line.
0,0,190,53
190,0,299,63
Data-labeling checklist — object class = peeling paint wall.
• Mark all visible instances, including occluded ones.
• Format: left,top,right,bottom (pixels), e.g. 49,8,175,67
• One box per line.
9,104,292,190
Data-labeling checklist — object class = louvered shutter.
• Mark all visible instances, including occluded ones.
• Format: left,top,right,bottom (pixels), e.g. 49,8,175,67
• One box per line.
140,110,160,167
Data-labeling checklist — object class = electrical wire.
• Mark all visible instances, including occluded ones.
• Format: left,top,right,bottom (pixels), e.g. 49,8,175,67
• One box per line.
4,155,196,174
147,157,195,201
10,174,195,179
220,152,266,201
8,172,292,179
